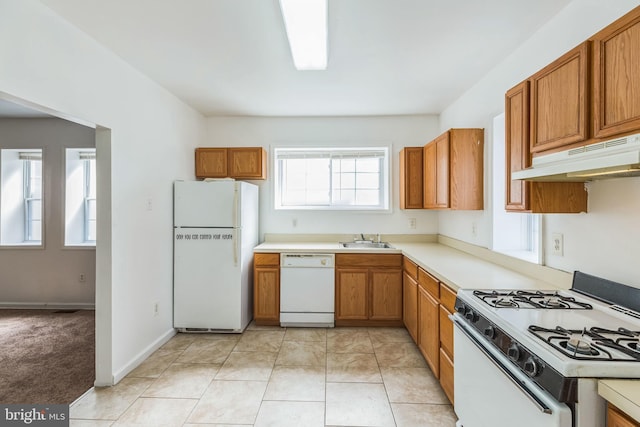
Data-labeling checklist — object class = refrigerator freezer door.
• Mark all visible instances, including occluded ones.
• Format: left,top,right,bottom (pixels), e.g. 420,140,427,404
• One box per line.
173,227,241,330
174,180,237,228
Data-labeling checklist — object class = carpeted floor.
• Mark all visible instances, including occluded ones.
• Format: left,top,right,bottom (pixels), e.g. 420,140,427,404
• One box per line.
0,309,95,404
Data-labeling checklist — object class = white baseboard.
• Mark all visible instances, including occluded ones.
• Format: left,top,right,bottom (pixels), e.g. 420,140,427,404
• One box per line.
111,328,177,385
0,302,95,310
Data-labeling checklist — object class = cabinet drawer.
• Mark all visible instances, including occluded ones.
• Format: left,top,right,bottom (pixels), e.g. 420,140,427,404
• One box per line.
403,257,418,280
336,254,402,268
254,253,280,267
439,283,456,313
418,268,439,299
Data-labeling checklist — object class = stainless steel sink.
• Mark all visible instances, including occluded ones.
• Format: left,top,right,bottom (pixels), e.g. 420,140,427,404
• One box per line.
340,241,394,249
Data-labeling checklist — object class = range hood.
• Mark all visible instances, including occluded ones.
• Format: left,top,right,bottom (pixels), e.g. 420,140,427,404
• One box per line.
512,133,640,181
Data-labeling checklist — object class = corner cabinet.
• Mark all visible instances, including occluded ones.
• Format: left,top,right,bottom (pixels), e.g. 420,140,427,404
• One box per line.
505,81,588,213
529,42,590,153
423,129,484,210
399,147,424,209
592,7,640,139
253,253,280,326
335,254,403,327
196,147,266,180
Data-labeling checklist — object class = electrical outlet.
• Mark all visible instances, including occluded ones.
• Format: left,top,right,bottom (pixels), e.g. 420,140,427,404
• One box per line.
551,233,564,256
154,302,159,316
408,218,416,229
146,197,153,211
79,273,86,283
471,222,478,238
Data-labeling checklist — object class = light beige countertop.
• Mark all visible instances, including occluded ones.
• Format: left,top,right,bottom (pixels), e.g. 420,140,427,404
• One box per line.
254,238,569,292
599,380,640,422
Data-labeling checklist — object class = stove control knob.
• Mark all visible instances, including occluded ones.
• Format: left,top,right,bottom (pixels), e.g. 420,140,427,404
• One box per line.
524,357,541,377
483,325,495,339
464,308,478,322
456,304,466,314
507,343,521,362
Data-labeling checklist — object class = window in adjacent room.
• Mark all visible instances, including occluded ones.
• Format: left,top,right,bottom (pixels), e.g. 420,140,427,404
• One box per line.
0,149,43,246
274,147,390,210
65,148,96,246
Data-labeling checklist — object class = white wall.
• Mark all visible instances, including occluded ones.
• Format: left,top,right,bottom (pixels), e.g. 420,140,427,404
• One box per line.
439,0,640,286
0,0,205,384
0,118,96,306
205,115,441,239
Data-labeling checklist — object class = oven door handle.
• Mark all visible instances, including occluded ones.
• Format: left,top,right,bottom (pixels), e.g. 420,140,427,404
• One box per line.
454,318,553,415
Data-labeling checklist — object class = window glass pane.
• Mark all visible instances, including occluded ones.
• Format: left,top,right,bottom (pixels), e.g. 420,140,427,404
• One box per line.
275,147,388,210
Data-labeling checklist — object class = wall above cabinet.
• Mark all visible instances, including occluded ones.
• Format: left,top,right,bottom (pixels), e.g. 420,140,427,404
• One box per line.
196,147,266,180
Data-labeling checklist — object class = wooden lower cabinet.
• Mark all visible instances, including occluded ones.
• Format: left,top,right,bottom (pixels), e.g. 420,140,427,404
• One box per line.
253,253,280,325
608,404,640,427
335,254,402,326
403,270,418,342
439,347,455,405
335,269,369,320
418,284,440,376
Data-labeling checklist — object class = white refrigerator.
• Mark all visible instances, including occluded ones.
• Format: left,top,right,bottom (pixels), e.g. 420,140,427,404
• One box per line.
173,180,259,332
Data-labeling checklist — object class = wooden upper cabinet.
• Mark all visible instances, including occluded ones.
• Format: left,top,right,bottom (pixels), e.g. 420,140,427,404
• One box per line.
195,148,227,179
505,81,588,213
530,42,590,153
424,129,483,210
423,132,450,209
449,128,484,210
593,7,640,139
505,81,530,211
195,147,266,180
399,147,424,209
229,147,267,179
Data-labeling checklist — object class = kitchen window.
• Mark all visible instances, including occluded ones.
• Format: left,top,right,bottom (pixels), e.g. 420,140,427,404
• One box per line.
274,147,390,210
0,149,43,246
64,148,96,246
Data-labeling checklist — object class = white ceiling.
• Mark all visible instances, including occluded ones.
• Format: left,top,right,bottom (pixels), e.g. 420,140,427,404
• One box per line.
35,0,572,117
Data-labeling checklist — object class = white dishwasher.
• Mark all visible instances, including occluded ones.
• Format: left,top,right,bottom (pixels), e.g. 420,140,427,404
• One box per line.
280,253,335,327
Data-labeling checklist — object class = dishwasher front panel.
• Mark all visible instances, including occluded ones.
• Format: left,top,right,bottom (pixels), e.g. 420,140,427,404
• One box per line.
280,253,335,327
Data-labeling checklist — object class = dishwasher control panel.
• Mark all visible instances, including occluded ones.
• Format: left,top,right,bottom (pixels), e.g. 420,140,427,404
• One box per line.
281,253,335,268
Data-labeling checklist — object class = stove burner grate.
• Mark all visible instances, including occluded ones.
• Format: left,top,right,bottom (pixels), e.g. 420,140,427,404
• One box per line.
473,290,593,310
528,325,640,361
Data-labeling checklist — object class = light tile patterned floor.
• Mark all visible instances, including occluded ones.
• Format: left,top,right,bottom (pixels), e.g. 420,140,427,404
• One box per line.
70,324,457,427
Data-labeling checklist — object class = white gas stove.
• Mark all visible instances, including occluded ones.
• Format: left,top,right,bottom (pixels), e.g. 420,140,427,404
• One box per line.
453,271,640,427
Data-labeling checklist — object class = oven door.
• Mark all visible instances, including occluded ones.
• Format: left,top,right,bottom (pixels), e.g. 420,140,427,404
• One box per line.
453,316,573,427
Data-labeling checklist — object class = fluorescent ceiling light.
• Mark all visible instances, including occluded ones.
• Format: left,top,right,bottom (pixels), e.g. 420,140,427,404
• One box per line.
279,0,328,70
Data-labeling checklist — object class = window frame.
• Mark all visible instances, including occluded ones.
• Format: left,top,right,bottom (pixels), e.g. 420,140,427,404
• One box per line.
83,157,97,243
23,158,42,242
273,146,391,211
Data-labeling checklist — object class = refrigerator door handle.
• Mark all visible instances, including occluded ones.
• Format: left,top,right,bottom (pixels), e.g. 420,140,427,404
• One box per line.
233,185,238,229
233,231,239,266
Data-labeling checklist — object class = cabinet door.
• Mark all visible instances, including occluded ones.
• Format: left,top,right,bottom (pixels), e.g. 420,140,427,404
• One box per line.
449,129,483,210
254,267,280,325
336,268,369,320
608,404,640,427
400,147,424,209
439,305,454,359
439,347,454,405
423,133,449,209
530,42,590,153
418,284,440,377
505,81,531,211
370,269,403,321
593,8,640,139
403,271,418,342
195,148,228,179
229,147,266,179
